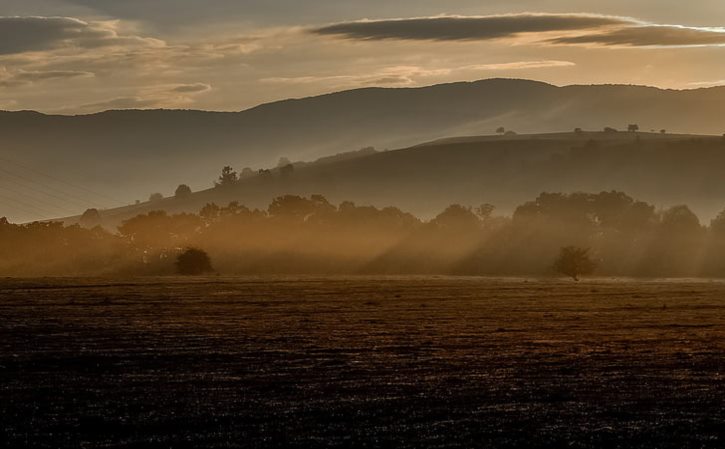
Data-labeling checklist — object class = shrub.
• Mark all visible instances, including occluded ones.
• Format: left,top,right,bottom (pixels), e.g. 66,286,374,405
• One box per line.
176,248,213,275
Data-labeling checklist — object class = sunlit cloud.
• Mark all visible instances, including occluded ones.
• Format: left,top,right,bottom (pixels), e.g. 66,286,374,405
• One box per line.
0,68,93,87
0,16,163,55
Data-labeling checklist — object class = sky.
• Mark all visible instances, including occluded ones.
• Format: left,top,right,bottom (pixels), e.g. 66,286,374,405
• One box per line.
1,0,725,114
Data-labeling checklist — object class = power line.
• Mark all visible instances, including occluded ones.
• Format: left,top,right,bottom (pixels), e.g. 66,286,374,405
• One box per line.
0,155,126,206
0,184,79,217
0,167,103,210
0,193,53,221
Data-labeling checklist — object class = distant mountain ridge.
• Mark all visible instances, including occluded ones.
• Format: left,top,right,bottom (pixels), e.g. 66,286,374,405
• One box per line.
2,78,725,222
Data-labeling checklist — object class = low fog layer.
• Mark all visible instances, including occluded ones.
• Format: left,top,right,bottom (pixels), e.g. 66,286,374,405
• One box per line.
3,190,725,278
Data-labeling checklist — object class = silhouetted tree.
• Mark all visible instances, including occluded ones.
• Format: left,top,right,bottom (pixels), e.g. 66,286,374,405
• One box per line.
215,166,238,188
240,167,255,179
80,208,101,228
280,163,294,179
628,124,640,133
574,128,583,134
660,129,667,134
200,203,221,221
475,204,495,221
175,184,192,198
149,193,163,202
553,246,596,281
175,248,213,275
496,127,505,135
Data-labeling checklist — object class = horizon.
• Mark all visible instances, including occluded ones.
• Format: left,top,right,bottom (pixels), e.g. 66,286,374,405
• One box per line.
4,77,725,116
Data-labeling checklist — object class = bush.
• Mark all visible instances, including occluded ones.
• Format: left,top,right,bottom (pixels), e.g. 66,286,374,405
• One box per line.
175,184,192,198
553,246,596,281
176,248,213,275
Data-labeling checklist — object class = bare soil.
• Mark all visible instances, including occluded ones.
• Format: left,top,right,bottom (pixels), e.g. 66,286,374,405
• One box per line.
1,277,723,448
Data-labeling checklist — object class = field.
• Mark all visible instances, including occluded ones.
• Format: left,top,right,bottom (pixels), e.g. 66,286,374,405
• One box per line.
1,277,723,448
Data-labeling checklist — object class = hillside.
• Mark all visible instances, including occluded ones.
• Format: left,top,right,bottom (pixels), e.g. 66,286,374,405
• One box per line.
4,78,725,222
68,131,725,227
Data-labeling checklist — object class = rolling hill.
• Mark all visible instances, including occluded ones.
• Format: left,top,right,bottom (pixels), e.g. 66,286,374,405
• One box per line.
65,131,725,227
3,78,725,222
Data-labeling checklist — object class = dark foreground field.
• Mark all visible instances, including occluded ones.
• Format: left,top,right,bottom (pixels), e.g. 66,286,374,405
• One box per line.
1,277,723,448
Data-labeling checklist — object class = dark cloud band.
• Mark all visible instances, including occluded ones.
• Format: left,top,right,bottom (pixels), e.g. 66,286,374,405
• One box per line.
313,13,725,47
313,14,632,42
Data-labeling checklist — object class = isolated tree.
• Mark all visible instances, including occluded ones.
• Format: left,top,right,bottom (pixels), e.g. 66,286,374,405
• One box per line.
175,184,192,199
215,166,238,188
280,163,294,179
553,246,596,281
628,124,640,133
175,248,213,275
79,208,101,228
240,167,255,179
574,127,583,134
149,193,163,202
496,126,506,135
660,129,667,134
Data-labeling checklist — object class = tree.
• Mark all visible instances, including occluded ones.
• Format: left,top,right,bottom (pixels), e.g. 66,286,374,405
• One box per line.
149,193,163,202
175,184,192,198
628,124,640,133
660,129,667,134
80,208,101,228
574,128,583,134
496,127,505,135
504,130,518,136
604,127,618,133
175,248,213,275
553,246,596,281
215,166,238,188
280,163,294,179
475,203,495,221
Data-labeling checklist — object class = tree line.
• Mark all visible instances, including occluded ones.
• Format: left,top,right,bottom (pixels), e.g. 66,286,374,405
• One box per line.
2,191,725,278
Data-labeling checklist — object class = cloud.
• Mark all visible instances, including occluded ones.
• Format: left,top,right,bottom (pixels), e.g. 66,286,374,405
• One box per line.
0,68,93,87
67,82,213,113
313,13,725,48
463,60,575,71
74,96,163,112
0,16,163,55
170,83,212,93
313,13,631,42
549,25,725,47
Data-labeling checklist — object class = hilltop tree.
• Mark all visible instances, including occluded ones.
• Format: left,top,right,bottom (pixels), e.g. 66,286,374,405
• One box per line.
553,246,596,281
628,124,640,133
175,184,192,198
80,208,101,228
496,126,506,135
215,166,238,188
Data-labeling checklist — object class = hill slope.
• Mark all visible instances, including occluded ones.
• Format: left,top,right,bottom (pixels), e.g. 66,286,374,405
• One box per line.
3,78,725,222
71,131,725,227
